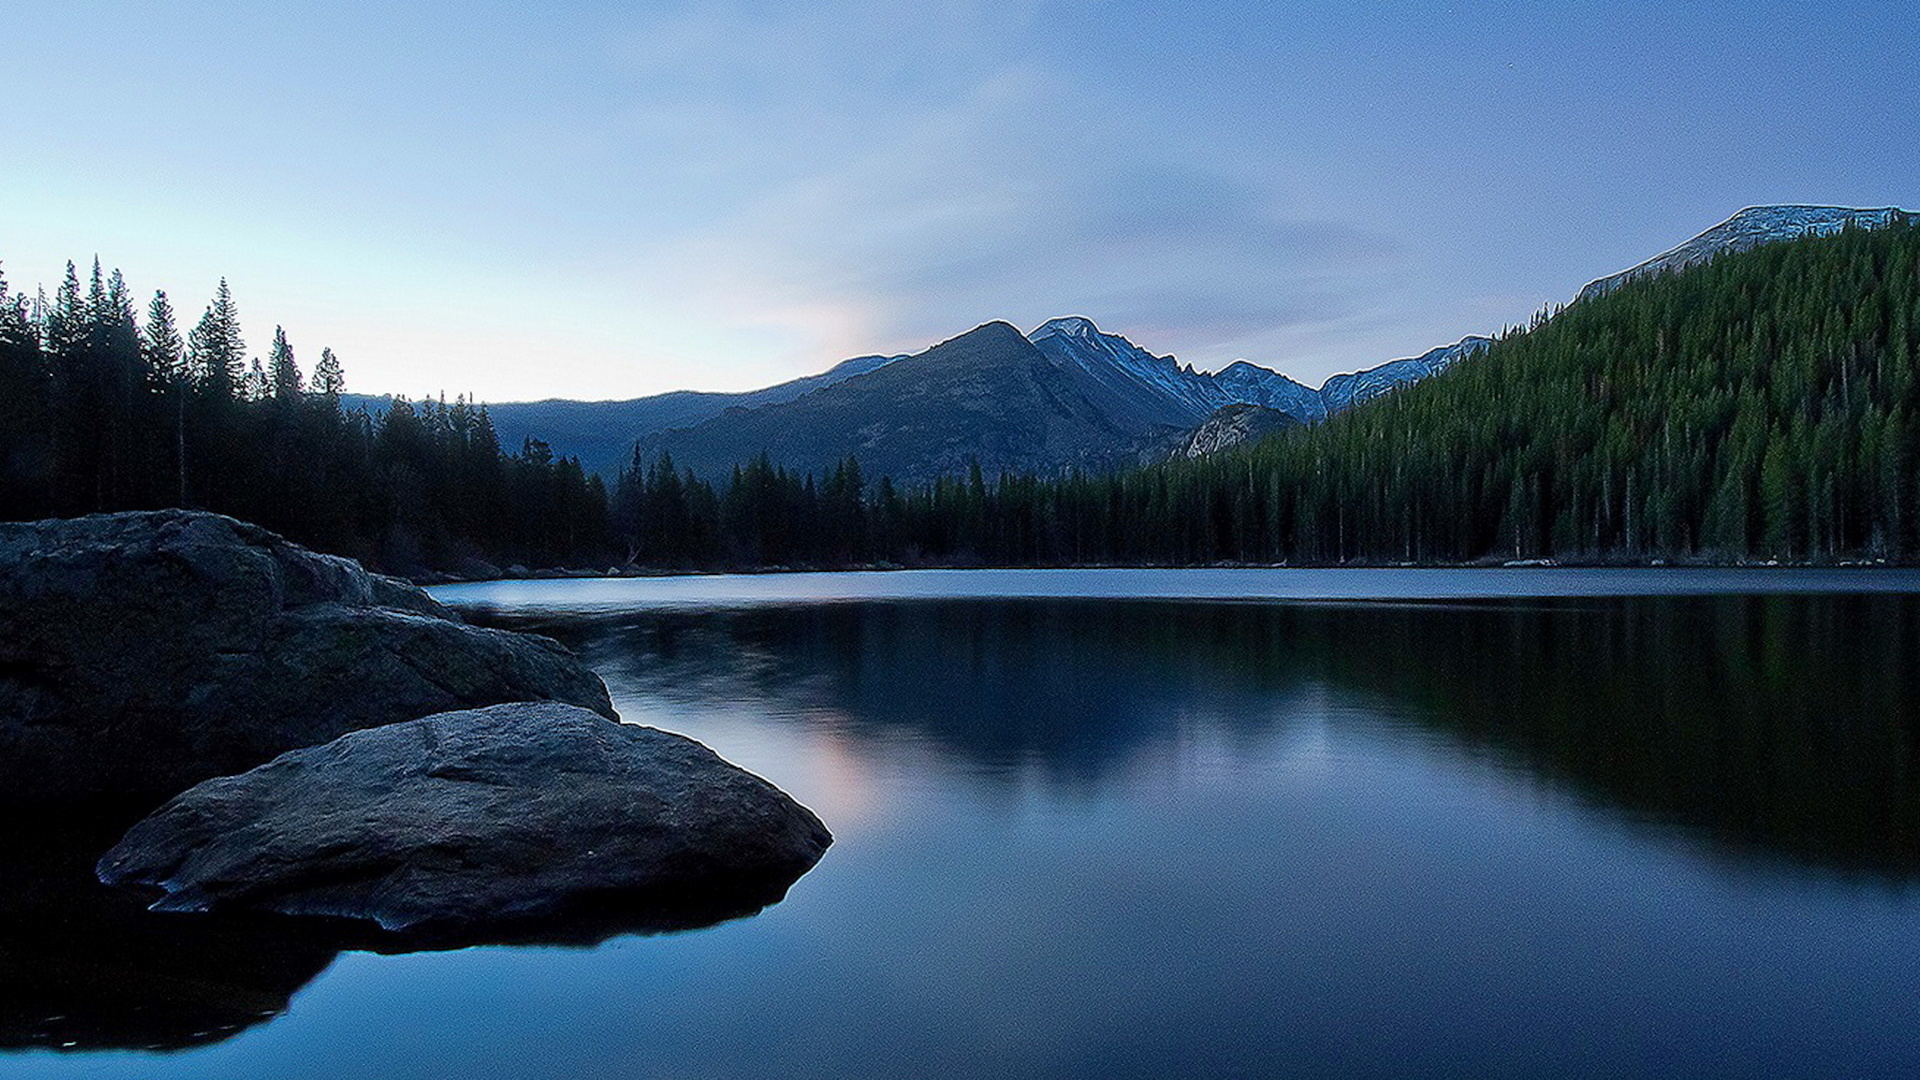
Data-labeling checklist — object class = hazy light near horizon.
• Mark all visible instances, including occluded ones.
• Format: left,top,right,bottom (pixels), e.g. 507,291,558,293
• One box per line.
1,1,1914,403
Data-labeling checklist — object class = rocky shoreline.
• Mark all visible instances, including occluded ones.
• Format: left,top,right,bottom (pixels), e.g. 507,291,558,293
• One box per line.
0,510,830,981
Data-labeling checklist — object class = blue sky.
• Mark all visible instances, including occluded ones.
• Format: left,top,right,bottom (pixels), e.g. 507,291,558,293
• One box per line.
2,1,1915,401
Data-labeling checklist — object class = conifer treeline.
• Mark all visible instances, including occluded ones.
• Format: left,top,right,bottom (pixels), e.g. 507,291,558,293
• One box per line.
8,221,1916,573
1147,220,1920,564
609,221,1920,567
0,261,612,571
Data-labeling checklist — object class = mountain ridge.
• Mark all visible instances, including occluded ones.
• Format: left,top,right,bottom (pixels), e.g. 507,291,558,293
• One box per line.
355,203,1911,484
341,350,906,477
1577,205,1914,302
349,315,1489,480
637,317,1500,484
640,321,1143,484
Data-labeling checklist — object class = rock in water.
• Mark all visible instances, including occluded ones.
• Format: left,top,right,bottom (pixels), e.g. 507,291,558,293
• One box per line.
0,510,614,809
98,703,833,937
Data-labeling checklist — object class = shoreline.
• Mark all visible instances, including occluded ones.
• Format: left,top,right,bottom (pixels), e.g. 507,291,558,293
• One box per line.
414,555,1918,587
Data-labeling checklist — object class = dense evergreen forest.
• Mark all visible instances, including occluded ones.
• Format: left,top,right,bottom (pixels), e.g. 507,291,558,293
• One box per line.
1147,219,1920,564
610,220,1920,568
0,261,612,571
7,220,1916,573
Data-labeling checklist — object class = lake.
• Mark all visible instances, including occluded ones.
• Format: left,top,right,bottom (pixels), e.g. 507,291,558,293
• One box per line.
6,569,1920,1078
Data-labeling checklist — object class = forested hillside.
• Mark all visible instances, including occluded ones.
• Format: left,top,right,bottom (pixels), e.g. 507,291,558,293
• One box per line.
0,262,612,572
1218,218,1920,564
610,219,1920,567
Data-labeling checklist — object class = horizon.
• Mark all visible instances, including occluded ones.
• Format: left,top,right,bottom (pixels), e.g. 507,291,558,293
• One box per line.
338,313,1501,405
1,205,1904,410
4,3,1916,402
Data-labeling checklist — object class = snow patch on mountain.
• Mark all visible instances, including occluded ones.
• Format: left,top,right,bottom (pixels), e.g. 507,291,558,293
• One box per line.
1318,337,1491,413
1029,315,1237,430
1213,361,1328,424
1027,317,1488,430
1577,205,1914,302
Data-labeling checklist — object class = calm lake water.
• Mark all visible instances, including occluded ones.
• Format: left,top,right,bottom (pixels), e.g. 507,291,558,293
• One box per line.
7,569,1920,1078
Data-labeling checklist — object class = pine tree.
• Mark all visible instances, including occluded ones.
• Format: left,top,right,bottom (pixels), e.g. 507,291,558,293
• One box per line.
47,262,85,360
268,325,302,401
0,265,52,516
0,265,32,350
143,291,188,504
242,357,269,402
186,278,245,399
142,291,184,378
312,346,345,397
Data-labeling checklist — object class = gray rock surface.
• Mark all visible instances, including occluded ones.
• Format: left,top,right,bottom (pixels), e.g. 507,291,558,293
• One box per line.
0,510,614,808
98,703,833,936
1174,403,1298,459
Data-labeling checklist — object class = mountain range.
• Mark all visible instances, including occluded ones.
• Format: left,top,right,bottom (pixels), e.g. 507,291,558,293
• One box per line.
350,320,1492,482
352,204,1911,485
633,318,1492,484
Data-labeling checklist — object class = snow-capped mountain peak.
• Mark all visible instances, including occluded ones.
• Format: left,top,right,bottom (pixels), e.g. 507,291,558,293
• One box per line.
1578,205,1913,302
1024,316,1487,432
1029,315,1105,341
1026,315,1223,432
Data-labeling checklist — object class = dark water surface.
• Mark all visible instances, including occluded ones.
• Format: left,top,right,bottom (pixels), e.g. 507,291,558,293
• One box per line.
7,570,1920,1078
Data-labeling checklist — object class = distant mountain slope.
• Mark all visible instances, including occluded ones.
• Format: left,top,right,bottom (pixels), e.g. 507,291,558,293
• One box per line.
342,319,1493,484
1211,361,1327,424
641,322,1136,484
342,314,1489,483
571,218,1920,570
1319,337,1491,413
1576,205,1914,302
343,351,902,476
1024,316,1477,429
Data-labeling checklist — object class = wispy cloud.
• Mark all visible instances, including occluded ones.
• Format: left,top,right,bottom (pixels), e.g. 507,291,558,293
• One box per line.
591,1,1402,371
7,1,1912,399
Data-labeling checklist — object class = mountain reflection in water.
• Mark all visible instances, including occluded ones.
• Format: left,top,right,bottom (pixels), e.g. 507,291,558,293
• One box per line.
503,595,1920,876
8,581,1920,1077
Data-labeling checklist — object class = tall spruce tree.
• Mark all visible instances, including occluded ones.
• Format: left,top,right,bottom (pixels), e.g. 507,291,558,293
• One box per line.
312,346,344,397
143,290,189,503
46,262,85,361
268,325,302,401
0,266,51,516
186,278,245,399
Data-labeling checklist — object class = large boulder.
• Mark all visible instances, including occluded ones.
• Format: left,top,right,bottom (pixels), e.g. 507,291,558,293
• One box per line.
97,703,833,939
0,511,614,809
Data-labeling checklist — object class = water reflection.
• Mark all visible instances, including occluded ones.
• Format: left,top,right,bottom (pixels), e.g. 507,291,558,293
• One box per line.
0,819,337,1053
496,595,1920,875
0,816,802,1054
12,585,1919,1071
